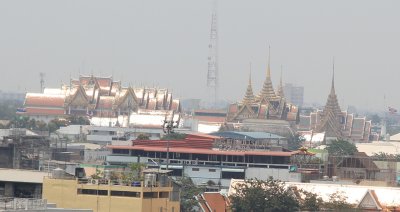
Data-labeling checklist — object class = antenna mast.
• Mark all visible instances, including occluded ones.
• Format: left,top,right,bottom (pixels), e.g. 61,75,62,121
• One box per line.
207,0,219,107
40,72,45,93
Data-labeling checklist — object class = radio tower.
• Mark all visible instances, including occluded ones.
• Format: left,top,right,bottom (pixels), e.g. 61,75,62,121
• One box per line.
207,0,218,107
39,72,45,93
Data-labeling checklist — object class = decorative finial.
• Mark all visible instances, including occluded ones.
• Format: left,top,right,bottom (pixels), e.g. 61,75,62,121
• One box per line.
331,57,335,94
249,62,252,85
267,45,271,78
280,65,283,87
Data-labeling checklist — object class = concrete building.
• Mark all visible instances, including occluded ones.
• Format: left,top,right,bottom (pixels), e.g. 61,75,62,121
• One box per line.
106,134,310,188
0,169,48,198
43,173,180,212
86,126,164,144
283,83,304,107
0,131,50,169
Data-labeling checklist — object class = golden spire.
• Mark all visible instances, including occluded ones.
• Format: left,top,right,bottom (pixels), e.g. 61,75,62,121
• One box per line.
242,63,255,104
259,45,277,100
317,59,343,138
276,65,284,97
330,58,335,95
267,46,271,79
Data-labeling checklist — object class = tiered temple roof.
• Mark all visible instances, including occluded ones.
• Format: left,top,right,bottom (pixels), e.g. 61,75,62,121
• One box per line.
22,75,181,124
298,72,371,142
227,51,299,123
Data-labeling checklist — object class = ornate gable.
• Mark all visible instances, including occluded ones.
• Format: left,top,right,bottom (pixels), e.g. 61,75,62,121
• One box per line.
113,87,138,111
232,104,258,120
65,85,90,107
356,190,382,210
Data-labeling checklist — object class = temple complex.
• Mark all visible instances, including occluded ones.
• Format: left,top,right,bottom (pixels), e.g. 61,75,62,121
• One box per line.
225,53,299,136
298,72,371,142
20,75,181,127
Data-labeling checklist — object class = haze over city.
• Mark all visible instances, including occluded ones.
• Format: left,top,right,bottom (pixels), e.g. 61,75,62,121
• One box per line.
1,0,399,111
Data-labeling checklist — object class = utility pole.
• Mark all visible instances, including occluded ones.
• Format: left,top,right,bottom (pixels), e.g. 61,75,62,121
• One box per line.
207,0,219,108
162,111,179,171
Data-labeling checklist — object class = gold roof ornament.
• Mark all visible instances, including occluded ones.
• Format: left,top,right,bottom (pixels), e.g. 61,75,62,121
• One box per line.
276,65,284,98
317,60,343,138
259,46,277,100
242,63,256,104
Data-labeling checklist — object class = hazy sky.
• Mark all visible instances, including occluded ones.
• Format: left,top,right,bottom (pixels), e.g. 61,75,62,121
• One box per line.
1,0,399,111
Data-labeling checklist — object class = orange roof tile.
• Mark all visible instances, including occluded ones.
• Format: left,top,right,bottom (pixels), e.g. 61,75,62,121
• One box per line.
25,94,65,107
203,193,229,212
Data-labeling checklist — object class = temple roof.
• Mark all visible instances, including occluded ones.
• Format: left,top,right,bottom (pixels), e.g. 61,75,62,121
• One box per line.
316,70,343,137
242,67,256,104
258,48,277,100
276,68,284,98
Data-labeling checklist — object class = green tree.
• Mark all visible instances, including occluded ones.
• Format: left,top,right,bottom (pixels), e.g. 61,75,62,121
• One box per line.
323,191,354,210
67,115,90,125
136,134,150,140
0,100,22,120
326,139,357,156
367,114,381,125
298,190,324,211
230,178,300,212
287,133,305,151
176,176,202,212
161,133,187,140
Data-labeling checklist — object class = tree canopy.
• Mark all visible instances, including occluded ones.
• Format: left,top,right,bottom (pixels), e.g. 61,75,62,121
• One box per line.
176,176,203,212
161,133,187,140
287,133,305,151
230,178,354,212
326,139,358,156
230,178,322,212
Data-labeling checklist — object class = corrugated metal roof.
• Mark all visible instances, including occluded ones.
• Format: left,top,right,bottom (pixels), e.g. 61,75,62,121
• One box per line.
211,131,284,140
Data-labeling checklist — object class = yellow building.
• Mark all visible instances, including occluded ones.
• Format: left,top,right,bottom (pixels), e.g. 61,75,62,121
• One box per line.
43,177,180,212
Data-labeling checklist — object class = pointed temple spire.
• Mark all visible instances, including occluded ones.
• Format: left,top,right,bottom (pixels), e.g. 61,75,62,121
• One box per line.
259,46,277,100
330,58,335,95
317,60,343,138
276,65,284,98
267,46,271,78
242,63,256,104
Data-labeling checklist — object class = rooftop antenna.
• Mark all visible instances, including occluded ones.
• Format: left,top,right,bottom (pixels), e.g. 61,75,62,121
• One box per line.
40,72,45,93
207,0,219,108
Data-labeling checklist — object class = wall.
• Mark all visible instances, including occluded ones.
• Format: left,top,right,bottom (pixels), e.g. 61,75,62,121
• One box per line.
246,168,296,182
183,166,221,186
43,178,179,212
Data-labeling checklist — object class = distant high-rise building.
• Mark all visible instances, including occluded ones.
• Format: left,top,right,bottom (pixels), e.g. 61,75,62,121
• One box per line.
283,83,304,107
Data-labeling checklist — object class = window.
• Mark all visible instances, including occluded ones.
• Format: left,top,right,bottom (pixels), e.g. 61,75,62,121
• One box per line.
192,168,199,172
110,191,140,197
209,169,216,172
77,189,108,196
143,192,158,199
159,192,169,198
